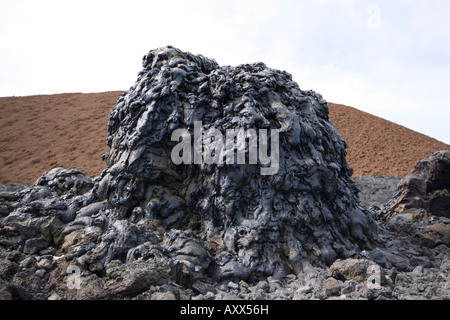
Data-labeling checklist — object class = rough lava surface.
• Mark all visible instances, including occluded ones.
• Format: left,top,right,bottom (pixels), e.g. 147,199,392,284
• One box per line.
0,47,449,300
97,46,379,278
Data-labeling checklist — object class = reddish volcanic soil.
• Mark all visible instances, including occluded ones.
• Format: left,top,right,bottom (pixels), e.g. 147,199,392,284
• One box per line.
0,92,449,183
0,92,121,184
328,102,450,177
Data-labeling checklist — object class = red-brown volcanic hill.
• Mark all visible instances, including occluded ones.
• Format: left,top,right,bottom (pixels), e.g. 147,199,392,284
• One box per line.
329,102,450,177
0,92,448,183
0,92,123,184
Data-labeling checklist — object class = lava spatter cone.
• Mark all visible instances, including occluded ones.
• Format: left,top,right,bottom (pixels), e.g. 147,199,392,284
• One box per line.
93,46,380,281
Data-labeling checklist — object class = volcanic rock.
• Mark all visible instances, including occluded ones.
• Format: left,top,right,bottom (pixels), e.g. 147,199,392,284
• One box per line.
0,47,449,301
354,175,400,210
94,45,380,281
378,151,450,249
384,150,450,219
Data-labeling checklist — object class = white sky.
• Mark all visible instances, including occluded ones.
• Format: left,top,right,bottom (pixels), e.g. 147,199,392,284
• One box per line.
1,0,449,144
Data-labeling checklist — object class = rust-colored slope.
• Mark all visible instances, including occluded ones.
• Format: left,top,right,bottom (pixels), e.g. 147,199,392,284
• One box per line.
0,92,122,183
329,102,450,177
0,92,448,183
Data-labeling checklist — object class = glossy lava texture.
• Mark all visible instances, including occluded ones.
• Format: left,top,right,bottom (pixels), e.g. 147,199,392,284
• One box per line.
95,46,380,280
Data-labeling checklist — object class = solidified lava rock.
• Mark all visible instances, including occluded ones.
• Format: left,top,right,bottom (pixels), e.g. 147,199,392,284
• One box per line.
93,46,379,280
384,150,450,220
379,150,450,250
0,47,387,300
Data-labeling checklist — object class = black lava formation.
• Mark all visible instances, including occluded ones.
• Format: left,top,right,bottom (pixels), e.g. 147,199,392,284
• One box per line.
0,47,387,300
94,46,379,280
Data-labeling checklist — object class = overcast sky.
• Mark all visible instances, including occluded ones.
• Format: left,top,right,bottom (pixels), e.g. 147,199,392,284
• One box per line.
1,0,449,144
